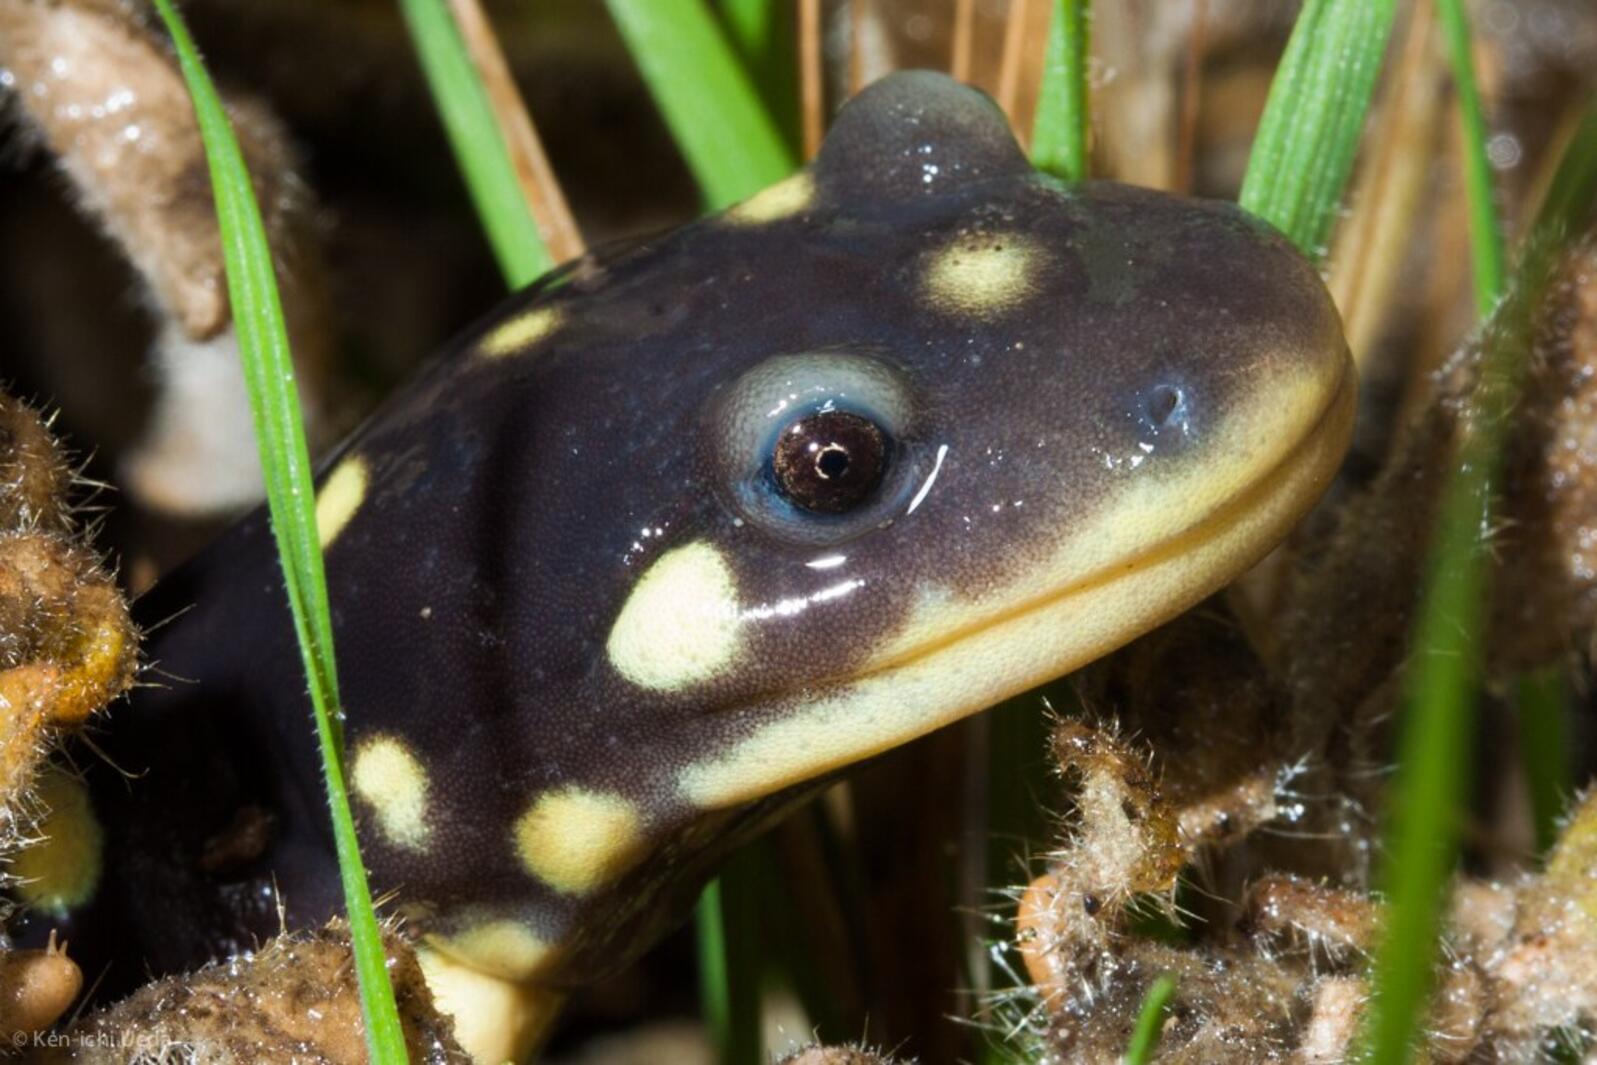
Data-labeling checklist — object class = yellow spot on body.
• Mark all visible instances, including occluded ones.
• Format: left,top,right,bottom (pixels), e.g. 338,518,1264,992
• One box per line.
429,921,554,982
417,946,564,1064
607,541,741,691
315,454,368,549
351,735,431,851
479,306,562,358
923,234,1038,316
514,787,644,895
13,770,102,915
725,172,815,224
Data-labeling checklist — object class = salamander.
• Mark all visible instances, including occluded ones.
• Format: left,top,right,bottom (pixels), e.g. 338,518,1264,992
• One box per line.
14,71,1355,1061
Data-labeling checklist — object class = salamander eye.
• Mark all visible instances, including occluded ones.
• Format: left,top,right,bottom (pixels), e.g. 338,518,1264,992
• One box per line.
771,410,888,513
713,352,921,544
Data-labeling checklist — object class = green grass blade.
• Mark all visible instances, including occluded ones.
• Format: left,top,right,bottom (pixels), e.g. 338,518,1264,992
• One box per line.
1358,103,1597,1065
718,0,800,153
1123,974,1177,1065
1516,667,1571,857
695,880,734,1059
148,3,408,1061
1238,0,1397,257
1436,0,1507,316
1433,0,1558,853
1031,0,1092,181
397,0,552,288
695,850,763,1065
1358,455,1490,1065
1538,106,1597,233
605,0,795,207
718,0,772,57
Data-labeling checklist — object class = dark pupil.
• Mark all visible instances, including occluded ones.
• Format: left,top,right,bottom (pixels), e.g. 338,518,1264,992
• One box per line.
816,446,850,478
772,410,887,514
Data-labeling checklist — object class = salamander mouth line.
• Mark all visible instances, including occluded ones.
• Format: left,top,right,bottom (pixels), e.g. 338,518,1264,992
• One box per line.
862,358,1357,682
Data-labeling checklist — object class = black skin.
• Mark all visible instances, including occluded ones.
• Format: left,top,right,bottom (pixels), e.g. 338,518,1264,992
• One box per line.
17,72,1344,995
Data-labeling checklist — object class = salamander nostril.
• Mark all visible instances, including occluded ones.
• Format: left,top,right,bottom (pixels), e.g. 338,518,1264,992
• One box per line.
1146,384,1183,427
1129,381,1194,449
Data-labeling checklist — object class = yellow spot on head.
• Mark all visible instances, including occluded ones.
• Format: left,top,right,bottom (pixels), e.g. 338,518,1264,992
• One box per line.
607,541,741,691
923,234,1039,316
13,769,102,915
351,735,430,851
480,306,562,358
725,172,815,224
315,454,369,549
514,786,644,895
429,920,554,982
417,946,564,1064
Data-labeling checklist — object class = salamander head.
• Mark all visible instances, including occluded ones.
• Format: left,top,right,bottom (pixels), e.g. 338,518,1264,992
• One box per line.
584,71,1353,805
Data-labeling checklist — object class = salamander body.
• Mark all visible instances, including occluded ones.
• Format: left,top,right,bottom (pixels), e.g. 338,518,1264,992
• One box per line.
20,72,1354,1061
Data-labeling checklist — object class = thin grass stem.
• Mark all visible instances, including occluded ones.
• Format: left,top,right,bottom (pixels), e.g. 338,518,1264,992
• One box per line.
1436,0,1506,316
147,2,407,1060
1357,103,1597,1065
445,0,585,263
397,0,552,287
695,858,763,1065
1124,974,1178,1065
800,0,824,159
1516,667,1572,857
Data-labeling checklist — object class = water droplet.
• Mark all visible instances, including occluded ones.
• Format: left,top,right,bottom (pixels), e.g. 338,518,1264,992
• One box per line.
1487,132,1523,171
